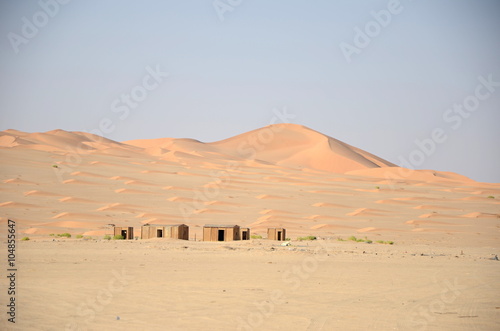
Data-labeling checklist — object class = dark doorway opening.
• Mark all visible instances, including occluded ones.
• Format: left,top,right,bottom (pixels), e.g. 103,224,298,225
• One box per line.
218,229,225,241
121,230,127,239
157,229,163,238
242,231,248,240
277,231,282,241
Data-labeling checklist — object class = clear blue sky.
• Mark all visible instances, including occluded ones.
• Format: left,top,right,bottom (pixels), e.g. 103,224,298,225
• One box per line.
1,0,499,182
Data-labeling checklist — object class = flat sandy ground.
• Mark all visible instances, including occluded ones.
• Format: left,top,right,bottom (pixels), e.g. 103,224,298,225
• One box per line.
0,238,498,331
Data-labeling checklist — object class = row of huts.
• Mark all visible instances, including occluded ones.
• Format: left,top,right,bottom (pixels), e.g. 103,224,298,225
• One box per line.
114,224,286,241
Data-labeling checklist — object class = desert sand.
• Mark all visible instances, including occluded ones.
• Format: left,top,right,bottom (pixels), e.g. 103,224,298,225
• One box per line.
0,124,499,330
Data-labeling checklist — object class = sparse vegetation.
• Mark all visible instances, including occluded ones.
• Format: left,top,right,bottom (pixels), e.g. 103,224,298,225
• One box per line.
337,237,346,241
487,196,495,199
348,236,365,242
297,235,317,241
103,235,111,240
376,240,394,245
49,234,55,236
57,233,71,238
285,238,291,241
76,234,84,239
52,164,59,168
375,186,380,190
251,234,263,239
21,237,30,241
113,235,125,240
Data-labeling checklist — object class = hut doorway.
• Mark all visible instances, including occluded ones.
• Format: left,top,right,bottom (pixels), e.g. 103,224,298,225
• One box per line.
277,231,282,241
242,231,248,240
157,229,163,238
121,230,128,238
218,229,225,241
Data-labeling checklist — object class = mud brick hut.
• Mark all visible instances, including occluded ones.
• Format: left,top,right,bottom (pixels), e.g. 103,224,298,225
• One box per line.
203,225,241,241
113,226,134,240
141,224,189,240
267,228,286,241
240,227,250,240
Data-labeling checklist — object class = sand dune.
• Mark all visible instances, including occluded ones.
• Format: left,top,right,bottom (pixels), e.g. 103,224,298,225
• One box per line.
135,212,179,219
167,196,195,202
312,202,350,208
3,178,37,185
96,203,141,212
63,179,98,185
58,196,96,203
0,201,41,208
193,208,232,214
24,190,61,197
39,220,102,228
259,209,298,215
255,194,287,199
114,188,154,194
204,200,246,207
124,180,162,187
461,212,499,218
413,204,462,211
51,212,104,220
162,185,192,191
418,212,462,219
347,208,387,217
405,220,454,226
375,199,412,205
70,171,108,178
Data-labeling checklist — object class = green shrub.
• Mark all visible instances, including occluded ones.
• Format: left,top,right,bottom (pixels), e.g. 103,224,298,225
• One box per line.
52,164,59,168
487,196,495,199
297,236,317,241
337,237,346,241
57,233,71,238
375,186,380,190
103,235,111,240
21,237,30,241
285,238,291,241
49,234,55,236
76,234,84,239
113,235,124,240
386,241,394,245
251,234,263,239
365,239,373,244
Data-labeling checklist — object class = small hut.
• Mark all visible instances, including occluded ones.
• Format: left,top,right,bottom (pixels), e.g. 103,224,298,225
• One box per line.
267,228,286,241
240,227,250,240
203,225,240,241
114,226,134,240
141,224,189,240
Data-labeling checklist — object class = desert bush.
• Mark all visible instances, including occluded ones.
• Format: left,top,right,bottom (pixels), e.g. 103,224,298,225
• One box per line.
251,234,263,239
113,235,125,240
297,235,317,241
103,235,111,240
76,234,84,239
57,233,71,238
21,237,30,241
